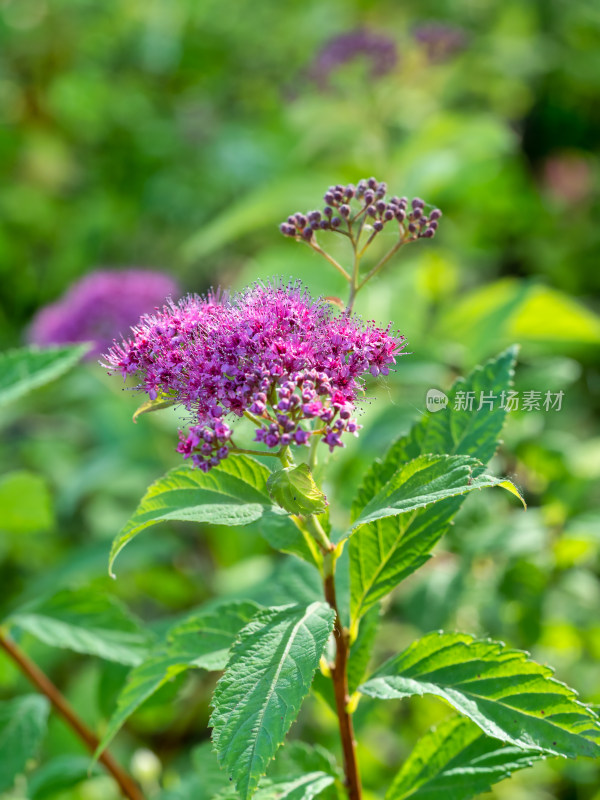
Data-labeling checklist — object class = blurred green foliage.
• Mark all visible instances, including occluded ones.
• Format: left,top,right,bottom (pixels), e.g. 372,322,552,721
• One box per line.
0,0,599,798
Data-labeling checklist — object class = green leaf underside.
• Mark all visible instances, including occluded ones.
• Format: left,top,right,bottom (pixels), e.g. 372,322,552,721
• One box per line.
256,513,322,568
350,348,519,623
210,602,336,800
386,715,545,800
0,695,50,792
0,344,89,408
95,601,258,757
132,393,178,422
360,631,600,759
9,589,152,666
28,756,102,800
349,453,523,532
109,455,280,575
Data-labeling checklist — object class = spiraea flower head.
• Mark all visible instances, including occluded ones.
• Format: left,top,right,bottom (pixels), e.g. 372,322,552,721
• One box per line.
28,269,180,358
102,280,406,471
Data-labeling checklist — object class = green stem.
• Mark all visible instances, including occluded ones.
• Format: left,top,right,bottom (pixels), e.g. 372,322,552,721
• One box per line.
357,237,408,291
307,240,351,282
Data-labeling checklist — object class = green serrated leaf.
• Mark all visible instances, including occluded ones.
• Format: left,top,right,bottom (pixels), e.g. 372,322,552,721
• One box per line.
0,344,89,408
132,393,178,422
8,588,153,666
95,601,258,757
109,455,280,576
0,695,50,792
214,773,336,800
349,348,519,624
349,453,523,533
360,631,600,758
210,602,336,800
267,464,328,516
386,715,545,800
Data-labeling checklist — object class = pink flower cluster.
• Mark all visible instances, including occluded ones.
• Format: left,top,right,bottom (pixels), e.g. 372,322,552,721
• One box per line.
102,281,405,471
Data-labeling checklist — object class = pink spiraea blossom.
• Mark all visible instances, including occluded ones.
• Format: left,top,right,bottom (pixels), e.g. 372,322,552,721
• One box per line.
102,281,406,471
28,269,180,358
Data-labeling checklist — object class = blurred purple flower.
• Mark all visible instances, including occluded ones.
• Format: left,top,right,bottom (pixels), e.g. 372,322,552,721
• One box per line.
413,22,468,62
309,29,398,88
28,269,180,358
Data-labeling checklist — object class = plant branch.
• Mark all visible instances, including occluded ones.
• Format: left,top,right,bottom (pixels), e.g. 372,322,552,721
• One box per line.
357,237,408,291
306,240,351,281
323,569,362,800
0,631,144,800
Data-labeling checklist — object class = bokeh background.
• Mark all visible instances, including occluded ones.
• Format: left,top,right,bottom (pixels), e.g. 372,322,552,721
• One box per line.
1,1,599,798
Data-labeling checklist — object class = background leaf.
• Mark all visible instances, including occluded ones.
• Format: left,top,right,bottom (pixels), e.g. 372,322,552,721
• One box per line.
96,600,259,755
210,602,336,800
386,715,545,800
0,345,88,408
0,471,53,535
360,631,600,758
8,588,153,666
0,695,50,792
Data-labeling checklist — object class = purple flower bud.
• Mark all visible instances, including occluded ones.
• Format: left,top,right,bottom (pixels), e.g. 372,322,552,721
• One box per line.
295,213,307,228
367,177,377,189
333,191,343,203
408,222,417,233
339,204,351,218
429,220,438,230
384,209,394,221
345,184,355,199
376,183,387,198
323,206,333,218
367,206,377,217
395,209,406,222
412,207,422,219
319,220,331,230
364,190,375,204
218,446,229,459
373,220,384,232
294,429,311,446
422,228,435,237
324,191,335,204
308,210,322,223
302,227,314,240
411,197,424,209
429,209,442,220
331,217,341,228
376,200,386,213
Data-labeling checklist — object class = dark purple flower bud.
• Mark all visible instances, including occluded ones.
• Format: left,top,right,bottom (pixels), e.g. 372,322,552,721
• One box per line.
364,190,375,204
302,227,314,240
294,429,311,445
367,206,377,217
357,180,367,195
339,204,351,218
333,191,343,203
324,191,335,204
367,177,377,189
323,206,333,218
209,404,223,418
279,223,295,236
295,213,307,228
429,220,438,230
399,197,408,207
308,210,322,223
429,209,442,220
373,220,384,232
376,183,387,198
345,184,356,199
319,220,331,230
331,217,341,228
376,200,386,213
287,216,296,224
412,207,422,219
422,228,435,237
408,222,417,233
395,209,406,222
411,197,424,209
218,446,229,459
384,209,394,221
390,196,400,205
